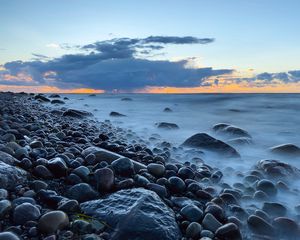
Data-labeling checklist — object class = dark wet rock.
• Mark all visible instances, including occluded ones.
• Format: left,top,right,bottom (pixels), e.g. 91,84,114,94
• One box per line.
256,179,277,197
202,213,222,232
51,99,65,104
0,189,8,200
181,133,240,158
121,97,132,101
168,176,186,193
213,123,251,138
186,222,202,239
13,202,40,225
82,147,146,173
247,215,275,236
29,140,43,148
0,232,20,240
12,197,36,206
196,190,213,201
110,111,126,117
111,157,135,177
272,217,299,237
270,143,300,156
262,202,287,217
89,94,96,97
147,183,168,198
34,94,50,102
95,167,115,192
49,94,60,98
163,107,172,112
134,174,150,187
47,157,68,177
180,204,203,222
67,183,98,203
63,109,92,118
33,165,53,179
178,167,195,180
255,159,300,178
147,163,165,177
80,188,181,240
205,204,225,222
73,166,90,181
0,199,11,217
215,223,242,240
0,161,28,190
38,210,69,234
58,199,79,213
156,122,179,130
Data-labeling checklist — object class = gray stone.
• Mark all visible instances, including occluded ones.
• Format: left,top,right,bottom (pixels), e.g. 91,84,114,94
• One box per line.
111,157,135,177
147,163,165,177
67,183,98,203
181,133,240,158
0,232,20,240
247,215,275,236
0,161,28,190
0,151,18,165
38,210,69,234
0,199,11,217
80,188,181,240
95,167,115,192
180,204,203,222
186,222,202,239
13,203,40,225
202,213,222,232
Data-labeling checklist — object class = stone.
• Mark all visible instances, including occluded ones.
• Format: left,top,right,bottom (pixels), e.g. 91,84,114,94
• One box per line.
202,213,222,232
34,95,50,102
186,222,202,239
168,176,186,193
178,167,195,180
47,157,68,177
73,166,90,181
0,188,8,200
111,157,135,177
51,99,65,104
247,215,275,236
80,188,181,240
256,179,277,197
110,111,126,117
0,151,18,165
273,217,299,237
215,223,242,240
95,167,115,192
156,122,179,130
0,199,11,217
13,203,40,225
38,210,69,234
181,133,240,158
0,232,20,240
270,143,300,156
163,107,172,112
213,124,251,138
204,204,225,222
180,204,203,222
262,202,287,217
0,161,28,190
33,165,53,179
255,159,300,178
67,183,98,203
147,183,168,198
147,163,165,177
63,109,92,118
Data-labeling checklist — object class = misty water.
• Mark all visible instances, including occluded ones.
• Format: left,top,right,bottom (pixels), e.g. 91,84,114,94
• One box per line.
60,93,300,222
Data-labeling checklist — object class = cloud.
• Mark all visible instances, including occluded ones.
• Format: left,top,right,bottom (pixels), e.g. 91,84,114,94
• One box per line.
0,36,232,91
46,43,60,49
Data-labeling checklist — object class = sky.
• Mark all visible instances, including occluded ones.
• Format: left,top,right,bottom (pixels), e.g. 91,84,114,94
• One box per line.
1,0,300,93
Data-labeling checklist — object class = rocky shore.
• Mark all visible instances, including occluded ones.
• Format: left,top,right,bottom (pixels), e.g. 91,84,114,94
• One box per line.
0,92,299,240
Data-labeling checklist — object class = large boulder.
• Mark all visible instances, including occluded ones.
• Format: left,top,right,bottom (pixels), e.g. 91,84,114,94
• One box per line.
82,147,146,172
181,133,240,158
0,161,28,190
80,188,181,240
255,159,300,179
0,151,18,165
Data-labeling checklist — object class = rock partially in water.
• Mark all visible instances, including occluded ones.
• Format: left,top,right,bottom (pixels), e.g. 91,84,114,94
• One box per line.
63,109,93,118
181,133,240,158
247,215,275,236
255,159,300,178
213,123,251,138
49,94,61,98
121,97,132,101
163,107,173,112
0,161,28,190
227,137,253,145
110,111,126,117
80,188,181,240
51,99,65,104
34,95,50,102
156,122,179,130
270,143,300,156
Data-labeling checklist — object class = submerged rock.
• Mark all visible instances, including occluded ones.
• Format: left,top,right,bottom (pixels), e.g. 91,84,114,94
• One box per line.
255,159,300,178
51,99,65,104
80,188,181,240
121,97,132,101
213,123,251,138
163,107,172,112
110,111,126,117
270,143,300,156
63,109,92,118
34,95,50,102
181,133,240,158
156,122,179,130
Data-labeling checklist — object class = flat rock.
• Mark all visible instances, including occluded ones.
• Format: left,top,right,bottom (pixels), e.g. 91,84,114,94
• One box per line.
63,109,92,118
270,143,300,156
80,188,181,240
181,133,240,158
110,111,126,117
